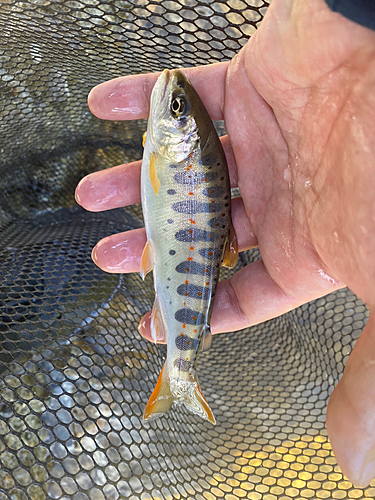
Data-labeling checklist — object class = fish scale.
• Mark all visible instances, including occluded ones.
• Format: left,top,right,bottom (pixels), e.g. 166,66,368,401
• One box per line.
140,69,238,424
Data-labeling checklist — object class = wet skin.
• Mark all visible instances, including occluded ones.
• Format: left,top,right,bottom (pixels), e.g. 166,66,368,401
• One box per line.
75,0,375,487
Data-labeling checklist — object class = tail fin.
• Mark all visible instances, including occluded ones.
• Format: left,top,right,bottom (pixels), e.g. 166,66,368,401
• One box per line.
143,365,173,422
184,378,216,425
143,364,216,425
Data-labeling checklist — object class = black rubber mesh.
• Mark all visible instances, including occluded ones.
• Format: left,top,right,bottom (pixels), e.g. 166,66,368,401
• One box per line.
0,1,372,499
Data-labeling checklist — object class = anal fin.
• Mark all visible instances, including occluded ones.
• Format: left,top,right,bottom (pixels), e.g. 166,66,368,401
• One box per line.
143,364,173,422
222,221,238,269
150,293,166,344
140,241,154,280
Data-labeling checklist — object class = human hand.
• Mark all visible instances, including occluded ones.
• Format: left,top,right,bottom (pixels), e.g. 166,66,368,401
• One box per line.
75,0,375,486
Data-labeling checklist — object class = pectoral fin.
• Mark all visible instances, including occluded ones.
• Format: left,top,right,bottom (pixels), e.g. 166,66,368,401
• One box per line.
140,241,154,280
149,152,160,196
142,131,147,147
222,222,238,269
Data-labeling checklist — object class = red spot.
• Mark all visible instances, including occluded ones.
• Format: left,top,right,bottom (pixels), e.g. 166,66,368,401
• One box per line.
190,246,194,250
183,302,186,306
202,178,207,181
193,316,197,320
188,192,194,196
198,292,202,296
187,341,190,345
189,219,196,224
205,269,209,273
210,190,214,193
187,257,193,261
206,282,209,286
188,230,192,234
180,333,184,337
183,324,186,329
185,292,189,296
194,329,197,333
208,251,212,256
185,268,189,272
185,280,189,284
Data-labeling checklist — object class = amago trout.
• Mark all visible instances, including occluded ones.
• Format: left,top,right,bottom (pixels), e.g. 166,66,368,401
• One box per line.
140,69,238,424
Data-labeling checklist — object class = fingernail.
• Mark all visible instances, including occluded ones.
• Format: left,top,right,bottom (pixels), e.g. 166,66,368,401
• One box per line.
356,458,375,487
138,312,151,340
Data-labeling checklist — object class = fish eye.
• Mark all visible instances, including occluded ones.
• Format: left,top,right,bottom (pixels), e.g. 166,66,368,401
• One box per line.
171,95,189,119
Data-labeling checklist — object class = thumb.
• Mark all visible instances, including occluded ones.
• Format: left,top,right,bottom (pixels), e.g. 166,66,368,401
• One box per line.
327,309,375,487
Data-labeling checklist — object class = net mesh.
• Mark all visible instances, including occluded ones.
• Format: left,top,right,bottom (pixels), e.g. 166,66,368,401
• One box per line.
0,1,372,499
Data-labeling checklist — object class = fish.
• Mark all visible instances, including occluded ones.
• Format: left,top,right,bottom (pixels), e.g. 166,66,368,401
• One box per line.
140,69,238,424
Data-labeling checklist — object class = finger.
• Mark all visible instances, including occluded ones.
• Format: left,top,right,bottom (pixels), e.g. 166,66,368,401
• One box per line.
92,228,147,273
211,259,344,334
75,135,239,212
326,311,375,487
88,62,228,122
75,160,141,213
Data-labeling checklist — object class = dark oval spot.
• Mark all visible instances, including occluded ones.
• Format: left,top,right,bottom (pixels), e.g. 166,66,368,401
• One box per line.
201,152,217,165
174,171,218,185
167,189,176,195
175,309,204,325
175,335,196,351
177,284,210,300
175,229,216,242
172,201,223,214
198,247,222,260
173,359,192,371
169,250,176,255
202,186,226,198
176,261,208,275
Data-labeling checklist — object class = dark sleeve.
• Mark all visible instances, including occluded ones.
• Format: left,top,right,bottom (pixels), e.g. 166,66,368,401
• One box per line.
325,0,375,31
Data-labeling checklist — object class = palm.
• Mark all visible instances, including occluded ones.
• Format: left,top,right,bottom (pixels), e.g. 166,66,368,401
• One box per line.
76,0,375,486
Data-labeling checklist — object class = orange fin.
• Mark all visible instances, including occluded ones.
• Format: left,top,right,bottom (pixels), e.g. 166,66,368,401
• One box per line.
194,382,216,425
142,131,147,147
150,293,166,344
149,152,160,196
144,365,216,425
143,364,173,422
222,222,238,269
140,241,154,280
201,327,212,352
179,372,216,424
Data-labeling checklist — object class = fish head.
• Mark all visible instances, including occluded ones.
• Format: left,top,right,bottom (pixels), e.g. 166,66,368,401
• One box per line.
148,69,209,163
